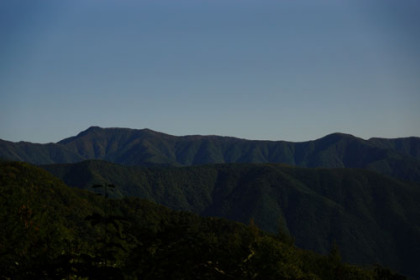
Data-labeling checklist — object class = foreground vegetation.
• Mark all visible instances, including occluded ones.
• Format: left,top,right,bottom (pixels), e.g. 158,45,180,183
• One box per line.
0,162,407,279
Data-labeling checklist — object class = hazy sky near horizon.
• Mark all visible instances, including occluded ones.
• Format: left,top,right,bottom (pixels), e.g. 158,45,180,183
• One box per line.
1,0,419,143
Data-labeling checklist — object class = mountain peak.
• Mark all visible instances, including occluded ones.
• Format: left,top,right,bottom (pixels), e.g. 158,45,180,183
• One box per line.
80,126,157,135
79,126,103,135
316,132,360,144
58,126,104,143
86,125,102,131
323,132,357,138
57,126,169,145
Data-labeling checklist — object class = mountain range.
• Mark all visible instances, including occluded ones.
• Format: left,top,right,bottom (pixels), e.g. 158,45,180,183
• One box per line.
1,126,420,182
2,126,420,278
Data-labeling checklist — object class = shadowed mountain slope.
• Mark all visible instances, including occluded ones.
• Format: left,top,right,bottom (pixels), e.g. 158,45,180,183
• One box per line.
2,126,420,182
3,161,397,280
43,160,420,279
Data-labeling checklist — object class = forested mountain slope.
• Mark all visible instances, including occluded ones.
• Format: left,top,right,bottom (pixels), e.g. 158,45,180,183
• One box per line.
1,161,401,280
2,126,420,182
43,160,420,279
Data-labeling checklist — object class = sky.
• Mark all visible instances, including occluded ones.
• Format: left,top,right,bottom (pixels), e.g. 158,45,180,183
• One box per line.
1,0,419,143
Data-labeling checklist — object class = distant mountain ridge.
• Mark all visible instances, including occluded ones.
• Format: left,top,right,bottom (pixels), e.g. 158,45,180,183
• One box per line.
1,126,420,182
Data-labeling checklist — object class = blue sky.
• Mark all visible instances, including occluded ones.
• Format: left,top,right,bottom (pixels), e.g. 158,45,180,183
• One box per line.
1,0,419,143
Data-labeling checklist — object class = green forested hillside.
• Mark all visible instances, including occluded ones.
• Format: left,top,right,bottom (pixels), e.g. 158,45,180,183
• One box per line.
1,126,420,182
1,161,404,279
43,160,420,279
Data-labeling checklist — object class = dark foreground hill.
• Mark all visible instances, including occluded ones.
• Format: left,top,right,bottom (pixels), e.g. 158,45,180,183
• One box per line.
1,126,420,182
43,160,420,279
1,161,402,280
